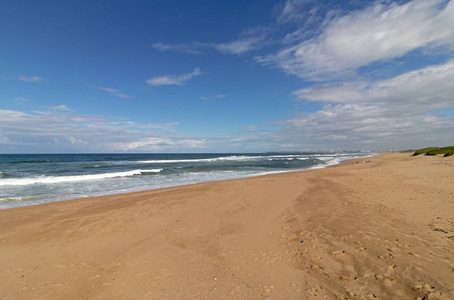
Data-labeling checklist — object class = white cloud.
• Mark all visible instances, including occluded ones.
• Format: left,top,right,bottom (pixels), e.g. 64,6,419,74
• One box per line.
292,60,454,114
0,131,16,145
200,94,227,101
215,36,265,54
0,109,204,153
195,60,453,152
151,28,267,55
262,60,454,150
274,102,453,149
276,0,322,24
87,85,132,99
18,76,48,83
125,122,179,130
146,68,202,86
66,136,87,145
118,137,206,152
259,0,454,80
151,41,206,54
48,105,72,111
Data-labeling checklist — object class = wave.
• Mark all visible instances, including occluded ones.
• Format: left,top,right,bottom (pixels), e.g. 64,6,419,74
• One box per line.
137,155,259,164
0,169,163,186
77,154,329,166
0,196,45,203
137,154,316,164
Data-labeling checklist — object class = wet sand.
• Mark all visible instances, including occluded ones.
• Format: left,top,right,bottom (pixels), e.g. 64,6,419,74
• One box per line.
0,153,453,299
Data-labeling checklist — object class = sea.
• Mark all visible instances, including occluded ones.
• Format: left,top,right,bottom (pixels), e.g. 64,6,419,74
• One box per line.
0,152,375,210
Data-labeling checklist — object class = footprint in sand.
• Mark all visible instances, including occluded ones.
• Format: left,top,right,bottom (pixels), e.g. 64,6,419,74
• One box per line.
375,274,394,286
263,284,275,294
378,252,394,259
408,252,421,257
332,250,345,256
339,275,358,282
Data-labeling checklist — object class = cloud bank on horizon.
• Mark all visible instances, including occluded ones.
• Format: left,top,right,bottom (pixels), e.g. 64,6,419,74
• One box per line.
1,0,453,153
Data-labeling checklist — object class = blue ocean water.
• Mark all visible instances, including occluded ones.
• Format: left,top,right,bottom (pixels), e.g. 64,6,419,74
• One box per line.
0,152,374,209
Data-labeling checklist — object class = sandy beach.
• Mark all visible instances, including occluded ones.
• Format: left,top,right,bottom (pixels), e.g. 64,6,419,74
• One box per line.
0,153,453,299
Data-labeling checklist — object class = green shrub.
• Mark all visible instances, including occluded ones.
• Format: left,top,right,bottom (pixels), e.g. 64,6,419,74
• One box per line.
412,146,454,156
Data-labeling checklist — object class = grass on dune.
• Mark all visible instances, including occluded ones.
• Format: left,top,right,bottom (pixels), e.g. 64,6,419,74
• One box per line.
411,146,454,157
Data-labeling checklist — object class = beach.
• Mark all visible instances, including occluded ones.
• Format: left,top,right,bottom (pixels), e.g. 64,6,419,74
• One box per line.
0,153,453,299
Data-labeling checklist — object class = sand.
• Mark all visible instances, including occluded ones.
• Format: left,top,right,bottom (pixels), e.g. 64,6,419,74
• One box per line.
0,153,453,299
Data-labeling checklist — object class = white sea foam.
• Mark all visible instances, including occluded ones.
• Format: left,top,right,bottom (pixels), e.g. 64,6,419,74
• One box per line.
137,155,259,164
0,169,163,186
0,153,377,210
138,154,312,164
0,196,45,202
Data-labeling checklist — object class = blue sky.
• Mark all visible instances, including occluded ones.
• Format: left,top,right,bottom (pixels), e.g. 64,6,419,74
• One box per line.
1,0,453,153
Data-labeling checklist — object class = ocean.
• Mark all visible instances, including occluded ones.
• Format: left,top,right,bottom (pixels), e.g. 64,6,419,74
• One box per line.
0,152,375,209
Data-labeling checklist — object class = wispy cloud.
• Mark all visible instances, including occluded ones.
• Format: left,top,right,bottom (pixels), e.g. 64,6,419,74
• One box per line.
18,76,48,83
146,68,202,86
123,121,180,130
292,60,454,112
272,60,454,149
151,42,206,54
151,27,268,55
196,59,454,152
0,109,202,153
200,94,227,101
275,0,323,25
48,104,72,111
215,36,266,54
258,0,454,81
87,85,132,99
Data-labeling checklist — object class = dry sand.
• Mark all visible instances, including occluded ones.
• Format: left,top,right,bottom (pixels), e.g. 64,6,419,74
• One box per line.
0,153,453,299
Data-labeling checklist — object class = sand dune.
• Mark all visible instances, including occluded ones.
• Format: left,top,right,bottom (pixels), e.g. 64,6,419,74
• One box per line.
0,153,453,299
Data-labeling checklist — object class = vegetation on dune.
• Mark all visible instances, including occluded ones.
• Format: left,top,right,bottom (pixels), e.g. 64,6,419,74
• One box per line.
411,146,454,157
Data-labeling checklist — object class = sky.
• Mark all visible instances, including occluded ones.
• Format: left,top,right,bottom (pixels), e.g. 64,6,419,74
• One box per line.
0,0,453,153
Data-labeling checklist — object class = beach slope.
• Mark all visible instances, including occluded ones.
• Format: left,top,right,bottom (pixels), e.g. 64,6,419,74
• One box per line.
0,153,453,299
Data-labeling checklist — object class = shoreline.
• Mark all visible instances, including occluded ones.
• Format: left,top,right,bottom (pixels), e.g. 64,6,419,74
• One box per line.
0,153,452,299
0,152,377,211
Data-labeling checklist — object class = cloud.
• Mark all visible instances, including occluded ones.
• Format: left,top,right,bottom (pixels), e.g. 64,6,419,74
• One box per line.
151,42,205,54
146,68,202,86
18,76,48,83
276,0,323,24
215,36,265,54
273,103,453,149
200,94,227,101
258,0,454,80
117,137,206,152
0,109,203,153
292,59,454,113
0,131,17,145
66,136,87,145
124,121,179,130
151,28,267,55
87,85,132,99
263,60,454,150
151,38,261,55
48,105,72,111
195,60,453,152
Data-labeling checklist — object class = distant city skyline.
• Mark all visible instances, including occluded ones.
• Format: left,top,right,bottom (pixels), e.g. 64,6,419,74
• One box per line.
1,0,453,153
